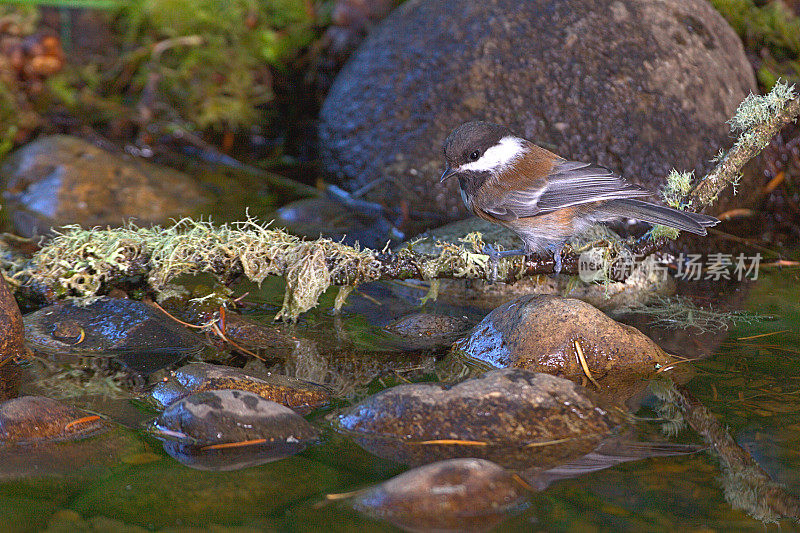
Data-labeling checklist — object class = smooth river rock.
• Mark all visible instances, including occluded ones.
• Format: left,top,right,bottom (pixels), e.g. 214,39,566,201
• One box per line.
0,135,211,237
335,368,620,468
454,295,676,382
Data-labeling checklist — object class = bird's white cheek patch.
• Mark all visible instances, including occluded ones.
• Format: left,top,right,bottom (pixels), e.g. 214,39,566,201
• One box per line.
459,136,526,173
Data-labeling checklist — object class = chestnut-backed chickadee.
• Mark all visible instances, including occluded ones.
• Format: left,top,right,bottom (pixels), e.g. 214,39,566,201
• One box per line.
439,121,719,273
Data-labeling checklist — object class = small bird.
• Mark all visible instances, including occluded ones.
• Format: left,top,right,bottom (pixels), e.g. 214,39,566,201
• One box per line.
440,121,719,273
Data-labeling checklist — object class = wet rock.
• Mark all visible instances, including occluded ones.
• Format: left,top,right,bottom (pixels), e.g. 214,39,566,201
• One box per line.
334,368,620,468
160,438,306,471
23,297,205,375
0,395,108,443
0,135,211,237
383,312,472,351
151,362,330,415
454,295,676,382
0,363,20,402
352,458,528,532
153,389,319,450
0,274,28,365
319,0,756,233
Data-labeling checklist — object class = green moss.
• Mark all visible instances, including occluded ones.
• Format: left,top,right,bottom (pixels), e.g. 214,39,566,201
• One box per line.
0,1,329,147
661,170,695,209
728,79,797,132
114,0,326,132
648,224,680,241
26,218,376,321
710,0,800,87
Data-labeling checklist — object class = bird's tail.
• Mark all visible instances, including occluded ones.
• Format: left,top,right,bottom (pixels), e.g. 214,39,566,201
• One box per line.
596,199,719,235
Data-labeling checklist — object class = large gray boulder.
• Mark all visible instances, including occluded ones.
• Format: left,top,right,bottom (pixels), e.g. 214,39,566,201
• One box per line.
319,0,757,235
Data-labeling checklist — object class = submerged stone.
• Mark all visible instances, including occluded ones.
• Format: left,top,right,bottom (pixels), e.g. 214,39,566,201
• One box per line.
151,362,330,414
334,368,619,468
454,295,675,381
276,195,397,249
23,298,205,375
0,429,145,481
383,312,472,351
153,389,320,450
352,458,528,532
0,395,109,443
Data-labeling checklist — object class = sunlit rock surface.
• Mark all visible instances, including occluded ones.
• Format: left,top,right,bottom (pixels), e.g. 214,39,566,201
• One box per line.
455,295,676,380
0,135,211,237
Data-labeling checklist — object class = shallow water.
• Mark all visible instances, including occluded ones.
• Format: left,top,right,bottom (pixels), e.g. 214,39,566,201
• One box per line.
2,265,799,531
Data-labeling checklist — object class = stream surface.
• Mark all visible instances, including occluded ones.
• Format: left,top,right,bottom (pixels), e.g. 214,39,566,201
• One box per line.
1,254,799,532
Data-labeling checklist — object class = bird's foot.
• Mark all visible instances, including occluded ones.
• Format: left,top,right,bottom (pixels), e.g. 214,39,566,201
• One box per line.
481,244,525,283
553,248,563,274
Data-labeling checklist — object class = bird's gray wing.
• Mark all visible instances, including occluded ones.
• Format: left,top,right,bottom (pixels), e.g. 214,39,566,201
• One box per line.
484,159,651,220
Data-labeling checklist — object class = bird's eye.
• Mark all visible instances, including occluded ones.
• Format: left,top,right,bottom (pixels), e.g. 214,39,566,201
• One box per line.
469,150,480,161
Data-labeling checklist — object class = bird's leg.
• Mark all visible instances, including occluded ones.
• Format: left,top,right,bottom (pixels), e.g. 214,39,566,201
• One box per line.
481,244,526,282
553,245,564,274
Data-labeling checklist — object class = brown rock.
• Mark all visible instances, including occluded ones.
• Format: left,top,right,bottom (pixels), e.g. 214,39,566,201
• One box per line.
153,389,319,447
352,458,527,532
454,295,676,382
0,396,109,443
151,362,331,415
335,368,619,468
319,0,757,235
0,274,27,365
0,135,211,237
383,312,472,350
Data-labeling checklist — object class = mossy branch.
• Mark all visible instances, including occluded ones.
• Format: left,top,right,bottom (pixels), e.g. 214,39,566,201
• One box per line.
11,218,655,321
687,80,800,210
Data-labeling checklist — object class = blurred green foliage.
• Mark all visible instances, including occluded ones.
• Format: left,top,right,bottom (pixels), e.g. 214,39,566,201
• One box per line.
0,5,41,158
0,0,330,160
710,0,800,88
116,0,326,131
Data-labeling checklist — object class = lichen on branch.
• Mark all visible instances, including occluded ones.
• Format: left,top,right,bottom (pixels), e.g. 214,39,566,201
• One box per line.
687,80,800,210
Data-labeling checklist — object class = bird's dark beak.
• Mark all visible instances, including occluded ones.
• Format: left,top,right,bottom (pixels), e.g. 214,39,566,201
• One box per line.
439,165,458,182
